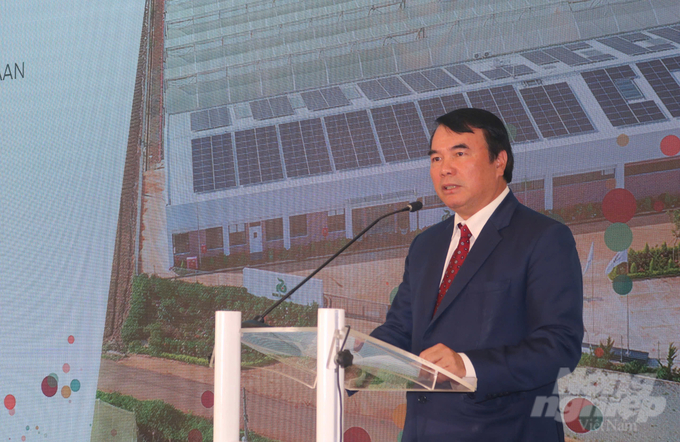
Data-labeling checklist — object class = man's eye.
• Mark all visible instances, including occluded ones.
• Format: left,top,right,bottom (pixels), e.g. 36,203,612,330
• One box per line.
430,156,441,162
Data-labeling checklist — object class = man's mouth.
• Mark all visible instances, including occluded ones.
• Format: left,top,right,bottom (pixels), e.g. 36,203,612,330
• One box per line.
443,185,460,190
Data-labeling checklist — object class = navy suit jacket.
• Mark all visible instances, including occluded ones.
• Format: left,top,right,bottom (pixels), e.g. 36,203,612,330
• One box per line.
371,191,583,441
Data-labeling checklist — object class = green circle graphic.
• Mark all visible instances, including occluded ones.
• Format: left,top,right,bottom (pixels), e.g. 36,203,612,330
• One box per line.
604,223,632,252
613,275,632,295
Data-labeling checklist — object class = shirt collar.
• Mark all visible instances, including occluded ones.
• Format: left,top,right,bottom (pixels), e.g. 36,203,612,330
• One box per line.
454,186,510,239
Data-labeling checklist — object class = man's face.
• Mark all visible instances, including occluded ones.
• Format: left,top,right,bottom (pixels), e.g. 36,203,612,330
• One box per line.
429,125,507,220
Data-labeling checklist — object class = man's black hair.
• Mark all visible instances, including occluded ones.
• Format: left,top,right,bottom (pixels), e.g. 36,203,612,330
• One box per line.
434,108,514,183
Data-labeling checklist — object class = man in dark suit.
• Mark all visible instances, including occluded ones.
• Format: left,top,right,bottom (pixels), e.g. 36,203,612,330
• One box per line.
370,108,583,441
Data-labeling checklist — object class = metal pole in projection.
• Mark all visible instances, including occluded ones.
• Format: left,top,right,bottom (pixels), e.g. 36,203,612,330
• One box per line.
215,311,241,442
317,308,345,442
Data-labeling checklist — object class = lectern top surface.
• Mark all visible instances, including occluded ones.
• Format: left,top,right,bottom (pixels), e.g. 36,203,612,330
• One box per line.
241,327,476,392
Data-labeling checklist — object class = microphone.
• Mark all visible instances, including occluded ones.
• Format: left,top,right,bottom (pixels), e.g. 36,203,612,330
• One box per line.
242,201,423,327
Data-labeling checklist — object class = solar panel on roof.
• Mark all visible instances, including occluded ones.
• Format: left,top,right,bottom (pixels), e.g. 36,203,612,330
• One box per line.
301,90,327,111
321,87,350,108
418,94,468,133
422,69,458,89
649,27,680,44
191,111,211,131
279,119,333,178
301,87,350,111
211,133,238,190
621,33,649,42
542,47,590,66
663,56,680,71
269,96,295,118
378,77,411,97
445,64,484,84
629,101,667,122
637,57,680,117
401,72,436,92
234,126,284,185
647,43,676,52
324,111,382,170
521,50,558,66
250,100,273,120
582,67,666,127
520,82,593,138
587,53,617,63
597,37,649,56
209,107,231,128
192,137,214,192
358,80,390,100
468,86,539,143
565,42,592,50
255,126,285,182
605,65,636,80
191,134,237,193
251,97,294,120
481,68,511,80
507,65,535,76
371,102,428,163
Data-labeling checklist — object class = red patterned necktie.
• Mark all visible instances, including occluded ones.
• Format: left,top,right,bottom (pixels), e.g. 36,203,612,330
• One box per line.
433,224,472,315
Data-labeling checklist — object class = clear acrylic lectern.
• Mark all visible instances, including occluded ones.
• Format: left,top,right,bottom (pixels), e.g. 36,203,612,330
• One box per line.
214,309,476,442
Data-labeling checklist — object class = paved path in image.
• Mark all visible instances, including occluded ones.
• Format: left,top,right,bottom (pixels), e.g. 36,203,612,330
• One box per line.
97,355,401,441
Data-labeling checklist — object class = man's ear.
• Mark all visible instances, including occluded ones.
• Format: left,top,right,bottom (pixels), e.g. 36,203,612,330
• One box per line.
495,150,508,177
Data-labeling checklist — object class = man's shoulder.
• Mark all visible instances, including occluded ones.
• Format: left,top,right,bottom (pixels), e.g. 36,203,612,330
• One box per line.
505,202,576,246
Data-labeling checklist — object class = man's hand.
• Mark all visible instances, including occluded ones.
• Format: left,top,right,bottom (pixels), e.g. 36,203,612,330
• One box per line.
419,344,466,382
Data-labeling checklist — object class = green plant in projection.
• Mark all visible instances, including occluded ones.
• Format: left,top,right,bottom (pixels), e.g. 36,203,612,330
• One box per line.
121,274,153,344
159,353,209,367
145,322,164,357
122,275,317,362
596,337,616,369
622,360,648,375
657,343,678,381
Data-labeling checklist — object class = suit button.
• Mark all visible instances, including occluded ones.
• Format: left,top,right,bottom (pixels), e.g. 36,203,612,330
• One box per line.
418,395,428,404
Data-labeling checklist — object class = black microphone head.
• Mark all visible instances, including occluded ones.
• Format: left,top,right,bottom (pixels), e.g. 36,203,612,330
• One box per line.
407,201,423,212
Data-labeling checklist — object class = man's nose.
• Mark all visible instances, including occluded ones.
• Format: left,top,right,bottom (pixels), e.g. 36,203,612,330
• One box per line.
440,157,456,175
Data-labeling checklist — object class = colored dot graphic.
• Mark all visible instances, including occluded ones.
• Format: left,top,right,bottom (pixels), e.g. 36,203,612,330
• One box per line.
344,427,371,442
63,363,70,374
563,398,603,433
616,134,629,146
604,223,633,252
201,391,214,408
188,429,203,442
61,386,72,399
4,394,16,410
392,403,407,429
68,335,75,344
602,189,636,223
71,379,81,392
613,275,633,295
660,135,680,156
41,375,59,397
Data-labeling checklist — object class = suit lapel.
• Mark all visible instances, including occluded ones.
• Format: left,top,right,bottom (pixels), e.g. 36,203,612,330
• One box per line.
419,217,456,318
429,192,519,325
